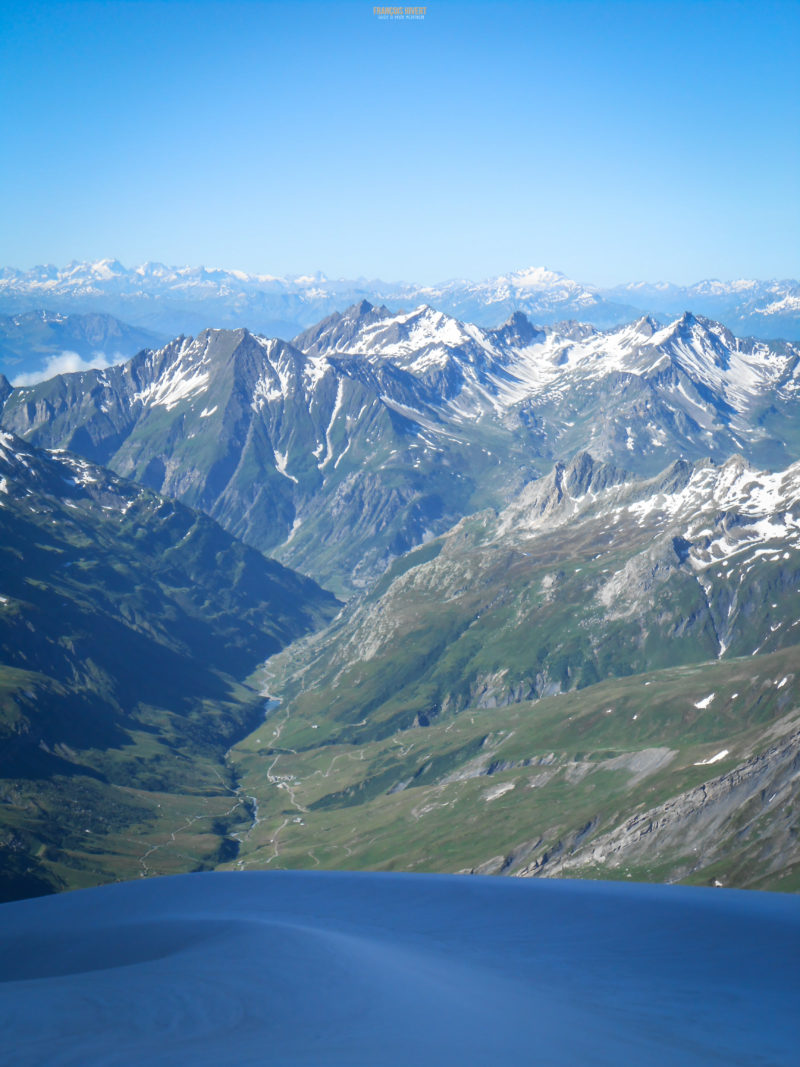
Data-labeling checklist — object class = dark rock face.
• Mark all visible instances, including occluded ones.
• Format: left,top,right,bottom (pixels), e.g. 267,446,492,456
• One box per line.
522,726,800,884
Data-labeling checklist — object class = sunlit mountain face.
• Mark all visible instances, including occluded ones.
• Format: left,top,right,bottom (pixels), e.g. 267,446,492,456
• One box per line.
2,303,798,597
1,300,799,899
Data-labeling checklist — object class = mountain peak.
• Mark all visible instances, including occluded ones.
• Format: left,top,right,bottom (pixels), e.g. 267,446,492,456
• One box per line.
560,451,629,496
632,314,659,336
84,258,126,280
648,457,696,495
717,452,751,477
492,309,541,346
507,266,567,288
505,452,629,529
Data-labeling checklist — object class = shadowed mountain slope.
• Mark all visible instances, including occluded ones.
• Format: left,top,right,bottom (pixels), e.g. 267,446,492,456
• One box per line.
0,431,338,900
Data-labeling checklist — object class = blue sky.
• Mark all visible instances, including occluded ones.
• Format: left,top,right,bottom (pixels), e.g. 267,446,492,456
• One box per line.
1,0,798,285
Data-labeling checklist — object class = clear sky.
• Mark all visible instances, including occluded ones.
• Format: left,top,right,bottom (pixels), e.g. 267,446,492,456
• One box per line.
1,0,798,286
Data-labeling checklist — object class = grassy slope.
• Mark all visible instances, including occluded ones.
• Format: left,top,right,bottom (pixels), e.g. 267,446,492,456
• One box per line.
226,649,799,891
222,457,800,891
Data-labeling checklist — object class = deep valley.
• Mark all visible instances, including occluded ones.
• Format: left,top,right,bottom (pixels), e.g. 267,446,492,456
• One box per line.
1,291,799,899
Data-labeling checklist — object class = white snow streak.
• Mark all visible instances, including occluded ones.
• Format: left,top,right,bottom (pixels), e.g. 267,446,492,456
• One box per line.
274,449,298,483
694,694,716,710
694,749,729,766
319,380,345,470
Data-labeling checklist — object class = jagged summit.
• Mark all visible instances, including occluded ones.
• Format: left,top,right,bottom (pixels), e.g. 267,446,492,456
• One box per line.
489,309,543,347
630,313,660,336
498,452,630,529
292,300,394,356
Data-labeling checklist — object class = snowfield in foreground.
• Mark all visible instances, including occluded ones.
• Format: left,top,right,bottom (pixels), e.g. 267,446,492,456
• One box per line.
1,872,798,1065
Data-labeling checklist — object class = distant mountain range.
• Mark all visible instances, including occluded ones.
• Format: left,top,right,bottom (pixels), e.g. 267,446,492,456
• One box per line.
1,259,798,341
0,309,165,383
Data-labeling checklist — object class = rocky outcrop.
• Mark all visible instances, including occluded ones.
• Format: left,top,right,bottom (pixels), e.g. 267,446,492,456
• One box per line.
518,724,800,883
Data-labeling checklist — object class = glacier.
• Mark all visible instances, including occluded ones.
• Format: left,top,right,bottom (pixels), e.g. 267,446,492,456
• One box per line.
1,871,797,1065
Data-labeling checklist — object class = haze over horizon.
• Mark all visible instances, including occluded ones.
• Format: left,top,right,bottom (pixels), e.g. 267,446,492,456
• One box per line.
1,0,798,287
4,257,800,290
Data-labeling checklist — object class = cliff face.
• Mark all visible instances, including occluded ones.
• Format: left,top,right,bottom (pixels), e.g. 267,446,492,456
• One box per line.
520,721,800,888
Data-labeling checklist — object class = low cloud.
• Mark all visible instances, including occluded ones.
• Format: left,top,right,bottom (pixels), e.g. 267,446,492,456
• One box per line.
12,350,120,387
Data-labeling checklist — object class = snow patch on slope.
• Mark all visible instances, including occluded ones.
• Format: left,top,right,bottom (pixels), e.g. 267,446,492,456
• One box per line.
134,338,210,411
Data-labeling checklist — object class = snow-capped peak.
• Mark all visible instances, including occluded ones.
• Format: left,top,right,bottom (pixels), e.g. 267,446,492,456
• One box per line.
503,266,571,289
89,258,126,279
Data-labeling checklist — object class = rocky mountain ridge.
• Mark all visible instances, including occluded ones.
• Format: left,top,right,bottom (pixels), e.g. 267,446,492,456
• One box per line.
2,297,799,895
219,452,800,890
519,718,800,885
2,303,798,593
257,451,800,745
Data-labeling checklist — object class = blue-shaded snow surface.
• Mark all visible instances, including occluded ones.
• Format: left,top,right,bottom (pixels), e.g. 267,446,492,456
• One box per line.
0,871,798,1065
